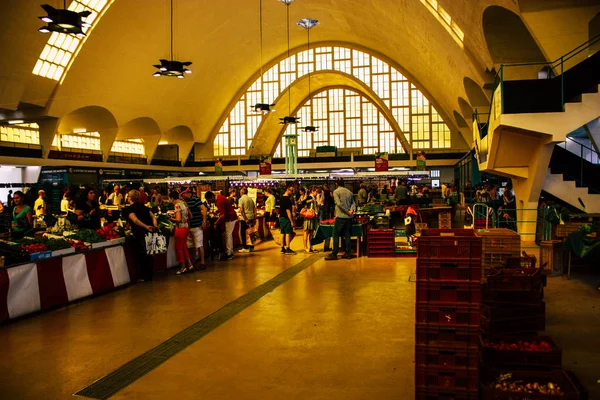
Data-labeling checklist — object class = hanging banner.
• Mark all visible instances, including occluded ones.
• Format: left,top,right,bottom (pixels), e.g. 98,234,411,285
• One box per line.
248,187,258,203
259,156,272,175
215,158,223,176
375,152,389,172
416,151,427,171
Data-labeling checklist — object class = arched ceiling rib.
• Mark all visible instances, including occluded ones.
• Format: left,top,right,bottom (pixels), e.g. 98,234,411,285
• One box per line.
1,0,594,152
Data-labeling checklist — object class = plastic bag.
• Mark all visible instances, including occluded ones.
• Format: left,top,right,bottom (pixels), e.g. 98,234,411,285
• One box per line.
145,232,168,255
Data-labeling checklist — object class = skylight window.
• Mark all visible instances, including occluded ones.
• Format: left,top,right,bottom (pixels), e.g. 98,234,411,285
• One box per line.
420,0,464,44
33,0,113,82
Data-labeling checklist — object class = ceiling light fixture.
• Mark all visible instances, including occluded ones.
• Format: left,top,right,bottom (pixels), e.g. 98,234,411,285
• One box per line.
7,120,24,125
153,0,192,78
297,18,319,133
38,2,91,37
252,0,276,114
280,0,297,125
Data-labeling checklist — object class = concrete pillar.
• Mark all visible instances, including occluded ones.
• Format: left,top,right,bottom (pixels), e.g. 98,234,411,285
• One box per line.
38,119,59,158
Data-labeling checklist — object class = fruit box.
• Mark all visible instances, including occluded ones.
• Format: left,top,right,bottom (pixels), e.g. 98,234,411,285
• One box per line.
480,315,545,336
416,344,479,369
480,302,546,322
416,365,479,392
109,237,126,245
481,369,583,400
415,324,480,348
416,303,480,326
417,259,482,282
482,282,544,306
417,229,482,259
481,335,562,369
486,268,543,291
417,281,481,304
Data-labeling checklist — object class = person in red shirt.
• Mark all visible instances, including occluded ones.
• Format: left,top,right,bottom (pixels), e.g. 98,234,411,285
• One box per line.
205,191,238,260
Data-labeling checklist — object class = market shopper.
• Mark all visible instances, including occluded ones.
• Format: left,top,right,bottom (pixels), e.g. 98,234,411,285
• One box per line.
11,191,32,239
302,186,319,253
60,188,71,215
279,184,296,255
357,184,368,206
124,190,158,282
151,187,163,207
75,188,101,230
395,180,409,205
169,190,194,275
34,190,46,217
181,187,207,269
204,190,237,261
108,186,124,206
139,186,149,205
238,187,256,253
264,188,276,231
325,179,356,261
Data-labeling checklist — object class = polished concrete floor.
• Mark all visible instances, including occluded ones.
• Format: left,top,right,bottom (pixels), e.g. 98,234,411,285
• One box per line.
0,237,598,399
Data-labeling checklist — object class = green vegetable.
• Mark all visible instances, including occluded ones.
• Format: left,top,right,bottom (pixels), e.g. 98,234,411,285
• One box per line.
68,229,104,243
17,237,71,251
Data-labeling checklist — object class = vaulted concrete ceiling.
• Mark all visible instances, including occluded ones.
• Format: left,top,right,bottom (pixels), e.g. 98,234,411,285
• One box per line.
0,0,596,153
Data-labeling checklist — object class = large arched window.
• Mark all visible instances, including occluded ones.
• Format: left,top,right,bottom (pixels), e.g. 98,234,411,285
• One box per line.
273,88,403,157
214,46,452,157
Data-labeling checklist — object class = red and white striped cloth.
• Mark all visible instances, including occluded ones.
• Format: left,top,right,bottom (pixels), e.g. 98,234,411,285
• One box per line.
0,239,179,324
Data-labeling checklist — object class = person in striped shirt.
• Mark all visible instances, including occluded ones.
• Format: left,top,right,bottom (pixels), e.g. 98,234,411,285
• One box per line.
181,187,207,270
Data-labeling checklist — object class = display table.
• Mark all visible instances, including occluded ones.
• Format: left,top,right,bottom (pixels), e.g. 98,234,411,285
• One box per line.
310,223,365,256
0,239,181,324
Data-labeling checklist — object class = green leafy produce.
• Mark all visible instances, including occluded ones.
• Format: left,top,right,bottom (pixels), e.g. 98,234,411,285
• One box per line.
68,229,104,243
157,214,175,236
17,237,71,251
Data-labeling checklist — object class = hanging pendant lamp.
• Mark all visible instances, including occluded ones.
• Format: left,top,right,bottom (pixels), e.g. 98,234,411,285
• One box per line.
153,0,192,78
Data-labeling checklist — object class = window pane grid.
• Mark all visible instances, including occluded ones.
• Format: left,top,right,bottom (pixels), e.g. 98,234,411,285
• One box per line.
216,46,452,156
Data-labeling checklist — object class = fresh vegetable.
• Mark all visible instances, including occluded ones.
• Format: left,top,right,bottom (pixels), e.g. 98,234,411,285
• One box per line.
484,339,553,353
68,239,89,250
157,214,175,236
21,243,48,253
96,225,122,241
68,229,104,244
18,237,71,251
492,373,564,395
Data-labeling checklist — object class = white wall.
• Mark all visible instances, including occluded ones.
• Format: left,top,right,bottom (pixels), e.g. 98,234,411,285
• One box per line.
0,167,23,205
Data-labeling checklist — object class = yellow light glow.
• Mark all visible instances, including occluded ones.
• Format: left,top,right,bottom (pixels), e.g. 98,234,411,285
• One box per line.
419,0,464,47
33,0,114,82
215,46,453,157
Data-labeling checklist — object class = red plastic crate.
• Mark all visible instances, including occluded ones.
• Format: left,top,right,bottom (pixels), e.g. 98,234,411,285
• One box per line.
481,335,562,369
418,229,482,259
417,304,480,326
480,315,545,335
481,369,582,400
417,282,482,304
416,366,479,392
486,268,544,291
417,259,482,282
416,388,479,400
482,282,544,306
416,344,479,369
415,324,480,348
481,302,546,321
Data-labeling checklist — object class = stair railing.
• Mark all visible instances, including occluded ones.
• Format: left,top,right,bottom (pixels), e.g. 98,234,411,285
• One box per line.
474,32,600,141
556,139,600,189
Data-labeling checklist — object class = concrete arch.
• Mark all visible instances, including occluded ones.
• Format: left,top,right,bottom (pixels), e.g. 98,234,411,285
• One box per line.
248,70,412,157
454,111,469,128
458,98,474,122
57,106,118,162
208,42,455,155
164,125,195,166
482,6,546,65
117,117,162,161
464,77,490,109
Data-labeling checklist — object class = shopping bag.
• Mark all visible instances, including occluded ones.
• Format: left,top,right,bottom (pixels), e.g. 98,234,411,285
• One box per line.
247,223,260,245
145,232,168,255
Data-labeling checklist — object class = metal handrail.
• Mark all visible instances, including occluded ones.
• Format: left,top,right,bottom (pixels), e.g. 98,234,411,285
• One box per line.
473,32,600,141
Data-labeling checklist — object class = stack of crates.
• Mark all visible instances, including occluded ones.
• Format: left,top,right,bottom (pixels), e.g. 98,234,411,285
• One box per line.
475,228,520,279
438,210,452,229
366,228,395,257
415,229,482,399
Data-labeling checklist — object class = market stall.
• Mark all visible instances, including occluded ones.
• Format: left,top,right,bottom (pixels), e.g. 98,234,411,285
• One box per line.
310,222,366,256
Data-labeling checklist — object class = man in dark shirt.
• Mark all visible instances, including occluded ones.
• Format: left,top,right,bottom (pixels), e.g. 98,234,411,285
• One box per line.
279,184,296,254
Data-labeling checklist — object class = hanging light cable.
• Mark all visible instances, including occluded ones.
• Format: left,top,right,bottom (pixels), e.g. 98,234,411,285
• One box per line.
153,0,192,78
252,0,275,114
297,18,319,133
280,0,299,125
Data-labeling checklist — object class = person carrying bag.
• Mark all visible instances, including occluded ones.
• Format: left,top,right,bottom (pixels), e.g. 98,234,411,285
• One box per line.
124,190,158,282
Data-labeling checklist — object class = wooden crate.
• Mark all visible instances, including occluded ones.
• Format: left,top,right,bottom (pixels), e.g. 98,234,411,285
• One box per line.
540,240,564,276
556,222,585,238
476,228,521,252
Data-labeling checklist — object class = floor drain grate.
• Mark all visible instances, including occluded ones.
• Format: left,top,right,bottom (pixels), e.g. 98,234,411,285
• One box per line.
75,253,322,399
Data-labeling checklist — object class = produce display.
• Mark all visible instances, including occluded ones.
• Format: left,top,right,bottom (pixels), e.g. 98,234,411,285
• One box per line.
0,240,29,266
96,224,123,241
157,214,175,236
19,237,72,252
491,373,564,396
484,339,554,353
67,229,104,244
68,239,89,250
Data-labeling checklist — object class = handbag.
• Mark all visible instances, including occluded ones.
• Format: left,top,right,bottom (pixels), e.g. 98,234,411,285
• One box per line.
300,207,316,219
145,232,168,255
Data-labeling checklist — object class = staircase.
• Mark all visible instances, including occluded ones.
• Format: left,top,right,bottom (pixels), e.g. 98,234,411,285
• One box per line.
543,173,600,213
